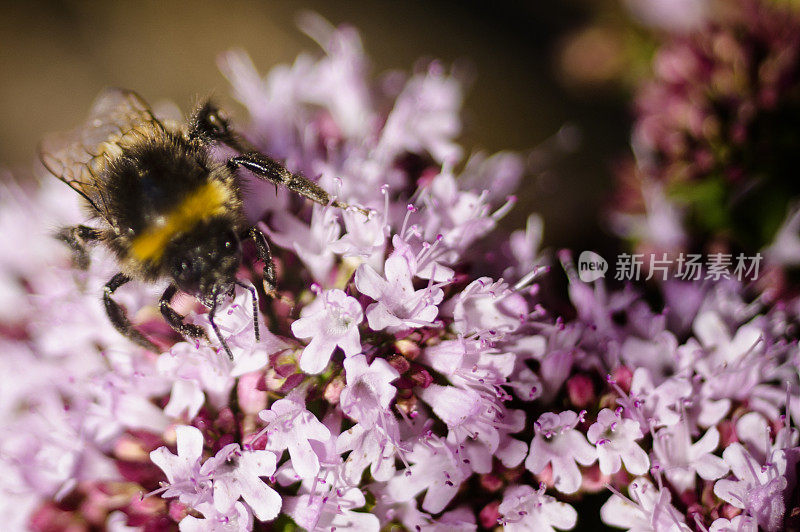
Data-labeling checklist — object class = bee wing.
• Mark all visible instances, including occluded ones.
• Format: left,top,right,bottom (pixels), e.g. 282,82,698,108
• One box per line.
81,88,159,147
39,88,164,221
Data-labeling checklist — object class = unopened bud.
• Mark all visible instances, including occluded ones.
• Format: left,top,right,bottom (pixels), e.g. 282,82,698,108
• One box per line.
566,373,595,408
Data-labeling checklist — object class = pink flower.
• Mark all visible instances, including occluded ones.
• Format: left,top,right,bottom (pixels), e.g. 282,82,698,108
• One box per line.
600,477,690,531
256,394,331,479
620,332,678,383
164,378,206,420
692,311,763,369
525,411,597,494
273,411,344,490
194,282,289,376
498,484,577,532
284,487,379,532
329,208,387,263
264,205,340,283
178,501,253,531
150,426,211,508
337,419,401,483
335,358,403,483
735,412,772,462
386,437,470,514
587,408,650,476
504,213,545,281
377,62,463,165
420,384,516,453
390,233,454,283
628,368,692,429
459,151,525,207
652,423,728,492
709,515,758,532
158,342,233,418
339,354,399,427
419,171,515,258
355,252,443,331
291,288,363,374
429,507,478,531
3,392,119,502
199,444,281,521
714,443,790,532
420,337,516,392
446,277,528,338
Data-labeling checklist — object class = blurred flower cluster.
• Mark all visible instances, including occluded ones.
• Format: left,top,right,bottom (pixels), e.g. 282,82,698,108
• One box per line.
611,0,800,266
2,10,800,532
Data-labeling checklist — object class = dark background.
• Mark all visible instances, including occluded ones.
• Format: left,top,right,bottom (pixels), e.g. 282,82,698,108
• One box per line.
0,0,629,252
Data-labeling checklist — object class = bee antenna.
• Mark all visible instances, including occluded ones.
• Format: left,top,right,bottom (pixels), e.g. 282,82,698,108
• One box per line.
331,199,371,218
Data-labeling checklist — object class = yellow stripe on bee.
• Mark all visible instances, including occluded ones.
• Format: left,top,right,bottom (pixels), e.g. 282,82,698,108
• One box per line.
130,180,230,263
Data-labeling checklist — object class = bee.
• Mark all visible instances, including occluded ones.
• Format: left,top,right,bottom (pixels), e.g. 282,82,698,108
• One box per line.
40,88,359,359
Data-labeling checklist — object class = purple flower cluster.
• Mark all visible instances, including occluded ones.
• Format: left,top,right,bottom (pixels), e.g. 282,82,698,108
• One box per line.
612,0,800,259
1,12,799,532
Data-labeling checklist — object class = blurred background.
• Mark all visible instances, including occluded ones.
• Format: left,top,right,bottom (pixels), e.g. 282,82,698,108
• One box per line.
0,0,632,252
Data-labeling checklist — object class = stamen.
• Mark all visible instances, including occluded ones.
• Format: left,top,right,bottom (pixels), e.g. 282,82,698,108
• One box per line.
400,204,416,237
693,514,710,532
492,195,517,220
513,265,549,292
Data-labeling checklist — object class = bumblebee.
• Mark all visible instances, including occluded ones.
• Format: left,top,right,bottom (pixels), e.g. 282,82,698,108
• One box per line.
40,88,357,359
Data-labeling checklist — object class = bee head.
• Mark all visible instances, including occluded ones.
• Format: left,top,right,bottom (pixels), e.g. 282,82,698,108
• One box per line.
165,218,242,304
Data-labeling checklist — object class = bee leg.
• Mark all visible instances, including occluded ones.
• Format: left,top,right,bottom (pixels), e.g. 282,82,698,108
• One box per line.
159,284,210,342
235,280,260,342
228,152,366,214
207,291,234,361
188,100,253,153
57,225,100,270
248,226,277,298
104,273,157,351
